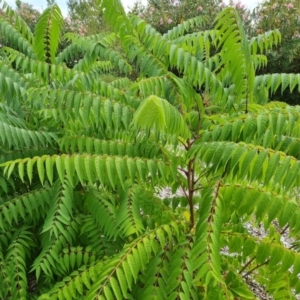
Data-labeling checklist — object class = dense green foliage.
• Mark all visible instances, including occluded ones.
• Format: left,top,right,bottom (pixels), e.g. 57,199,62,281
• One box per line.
254,0,300,71
253,0,300,104
132,0,300,104
0,0,89,55
1,0,300,299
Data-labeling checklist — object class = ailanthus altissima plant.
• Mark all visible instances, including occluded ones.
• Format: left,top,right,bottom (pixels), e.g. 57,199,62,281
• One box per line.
1,0,300,298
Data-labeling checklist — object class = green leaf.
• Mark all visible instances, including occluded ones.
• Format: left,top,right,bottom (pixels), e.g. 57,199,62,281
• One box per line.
232,286,254,299
134,95,190,138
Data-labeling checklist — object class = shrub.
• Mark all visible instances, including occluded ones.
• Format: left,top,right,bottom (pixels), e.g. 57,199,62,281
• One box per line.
0,0,300,299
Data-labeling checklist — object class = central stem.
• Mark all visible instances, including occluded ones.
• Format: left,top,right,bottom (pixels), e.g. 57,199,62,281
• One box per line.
186,140,195,228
